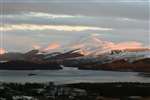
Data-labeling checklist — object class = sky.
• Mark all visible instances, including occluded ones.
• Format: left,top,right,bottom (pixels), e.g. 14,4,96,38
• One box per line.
0,0,149,53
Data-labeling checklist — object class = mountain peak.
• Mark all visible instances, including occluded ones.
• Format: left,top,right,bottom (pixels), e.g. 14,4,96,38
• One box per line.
25,49,40,56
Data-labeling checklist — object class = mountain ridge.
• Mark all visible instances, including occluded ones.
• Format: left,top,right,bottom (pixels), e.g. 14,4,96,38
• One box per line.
0,48,149,72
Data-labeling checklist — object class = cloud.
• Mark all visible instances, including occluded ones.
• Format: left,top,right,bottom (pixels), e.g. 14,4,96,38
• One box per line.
1,24,113,32
2,0,148,3
1,1,148,52
0,48,6,55
71,44,85,49
116,17,138,22
32,44,41,50
44,43,60,51
106,41,144,50
1,1,148,21
3,34,38,52
32,43,61,52
3,12,83,19
28,12,82,18
89,35,145,51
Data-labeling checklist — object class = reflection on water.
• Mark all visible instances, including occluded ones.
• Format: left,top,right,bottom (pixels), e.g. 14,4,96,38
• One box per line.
138,72,150,77
0,68,150,84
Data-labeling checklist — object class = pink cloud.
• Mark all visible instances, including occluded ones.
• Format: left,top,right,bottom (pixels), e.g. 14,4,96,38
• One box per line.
0,48,6,55
106,41,144,50
44,43,60,51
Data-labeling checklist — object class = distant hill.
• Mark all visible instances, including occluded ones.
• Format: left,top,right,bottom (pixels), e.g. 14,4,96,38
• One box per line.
0,60,61,70
0,48,149,71
0,49,83,70
78,58,150,72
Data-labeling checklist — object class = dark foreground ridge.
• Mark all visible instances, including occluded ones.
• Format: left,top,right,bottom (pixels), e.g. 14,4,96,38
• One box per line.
0,60,62,70
0,82,150,100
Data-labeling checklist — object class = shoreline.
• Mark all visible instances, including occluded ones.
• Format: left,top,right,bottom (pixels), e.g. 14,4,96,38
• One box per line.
0,66,150,73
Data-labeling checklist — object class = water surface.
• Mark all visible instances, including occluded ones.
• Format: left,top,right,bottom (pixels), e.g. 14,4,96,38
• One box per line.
0,67,150,84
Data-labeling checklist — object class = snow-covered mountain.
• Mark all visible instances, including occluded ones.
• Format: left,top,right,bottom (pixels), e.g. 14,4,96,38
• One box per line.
0,33,149,71
70,34,150,57
70,34,112,56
